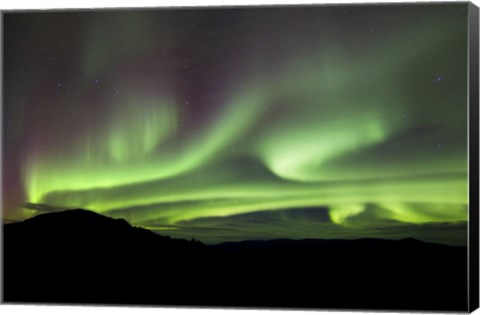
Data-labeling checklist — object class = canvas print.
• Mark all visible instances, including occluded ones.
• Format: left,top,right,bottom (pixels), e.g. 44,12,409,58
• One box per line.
2,2,479,312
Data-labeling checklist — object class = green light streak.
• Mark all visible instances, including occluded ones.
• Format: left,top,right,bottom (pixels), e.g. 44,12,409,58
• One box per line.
12,6,468,245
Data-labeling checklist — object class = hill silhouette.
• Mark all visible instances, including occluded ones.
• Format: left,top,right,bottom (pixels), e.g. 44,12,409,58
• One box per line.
3,209,467,311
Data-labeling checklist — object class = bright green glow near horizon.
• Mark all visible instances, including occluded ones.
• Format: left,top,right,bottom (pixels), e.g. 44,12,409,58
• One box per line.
10,6,469,245
25,87,268,204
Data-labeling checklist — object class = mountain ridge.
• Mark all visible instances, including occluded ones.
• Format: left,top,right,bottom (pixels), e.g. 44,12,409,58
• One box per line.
3,208,468,311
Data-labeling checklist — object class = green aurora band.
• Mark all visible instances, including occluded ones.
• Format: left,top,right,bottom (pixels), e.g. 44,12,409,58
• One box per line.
4,5,469,245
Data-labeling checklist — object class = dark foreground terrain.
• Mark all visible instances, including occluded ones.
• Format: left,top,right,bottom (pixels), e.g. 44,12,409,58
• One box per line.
3,209,468,311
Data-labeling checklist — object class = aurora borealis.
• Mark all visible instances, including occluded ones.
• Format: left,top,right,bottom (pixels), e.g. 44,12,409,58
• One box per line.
3,3,469,245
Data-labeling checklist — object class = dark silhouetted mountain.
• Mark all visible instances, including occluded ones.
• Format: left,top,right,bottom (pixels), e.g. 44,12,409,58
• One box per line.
3,209,468,311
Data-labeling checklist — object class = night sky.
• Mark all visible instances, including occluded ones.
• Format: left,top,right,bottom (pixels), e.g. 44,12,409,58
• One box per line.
3,3,469,245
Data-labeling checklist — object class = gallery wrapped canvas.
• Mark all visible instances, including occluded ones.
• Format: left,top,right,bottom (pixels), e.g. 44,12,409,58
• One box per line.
2,1,479,312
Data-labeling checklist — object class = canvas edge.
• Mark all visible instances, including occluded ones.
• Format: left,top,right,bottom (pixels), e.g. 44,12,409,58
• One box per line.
0,1,472,15
0,9,5,305
468,1,479,313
